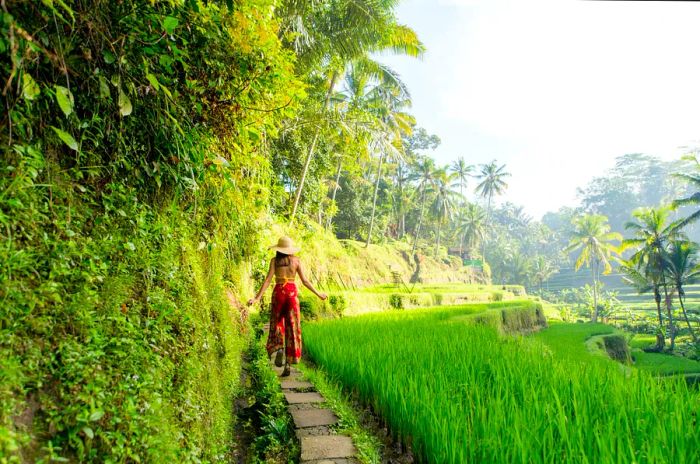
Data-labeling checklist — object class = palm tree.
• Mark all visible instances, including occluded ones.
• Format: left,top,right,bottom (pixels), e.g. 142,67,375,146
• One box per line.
286,1,425,224
410,157,437,255
508,253,532,286
565,214,622,322
664,240,700,343
393,159,412,238
430,169,459,257
671,152,700,229
619,257,666,350
474,160,510,218
450,157,473,202
455,203,487,258
457,203,486,258
623,207,683,350
474,160,510,259
532,256,557,294
365,83,414,247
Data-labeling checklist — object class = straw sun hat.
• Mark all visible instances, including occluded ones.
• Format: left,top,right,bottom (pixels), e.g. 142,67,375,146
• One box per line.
269,236,300,255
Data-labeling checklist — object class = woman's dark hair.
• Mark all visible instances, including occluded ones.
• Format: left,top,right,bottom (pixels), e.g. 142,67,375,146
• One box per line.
275,251,290,267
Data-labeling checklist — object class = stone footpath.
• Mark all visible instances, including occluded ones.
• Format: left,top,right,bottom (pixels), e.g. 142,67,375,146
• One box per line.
264,324,359,464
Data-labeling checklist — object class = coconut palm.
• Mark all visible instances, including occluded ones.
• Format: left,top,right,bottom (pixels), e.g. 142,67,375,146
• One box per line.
450,157,473,202
455,203,487,258
619,257,666,350
532,256,557,294
430,169,459,257
664,240,700,343
623,207,683,350
286,1,425,224
474,160,511,219
474,160,510,260
365,84,414,247
671,152,700,229
410,157,437,255
508,253,532,286
565,214,622,323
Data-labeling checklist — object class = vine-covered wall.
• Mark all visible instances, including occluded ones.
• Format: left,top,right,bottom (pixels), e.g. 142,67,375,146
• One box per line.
1,0,302,460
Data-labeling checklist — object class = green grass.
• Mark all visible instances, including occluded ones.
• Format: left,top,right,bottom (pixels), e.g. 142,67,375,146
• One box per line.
535,323,700,376
633,352,700,375
533,322,616,364
305,303,700,463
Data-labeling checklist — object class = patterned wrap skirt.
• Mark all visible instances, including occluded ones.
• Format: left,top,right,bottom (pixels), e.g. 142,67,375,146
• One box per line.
266,282,302,364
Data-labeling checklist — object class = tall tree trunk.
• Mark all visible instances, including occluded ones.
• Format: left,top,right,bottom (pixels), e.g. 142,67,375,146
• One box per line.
326,156,343,229
591,260,599,323
660,273,676,351
366,152,385,248
482,193,492,261
289,71,338,225
653,285,665,350
411,191,427,255
398,166,405,238
435,218,442,258
677,286,699,343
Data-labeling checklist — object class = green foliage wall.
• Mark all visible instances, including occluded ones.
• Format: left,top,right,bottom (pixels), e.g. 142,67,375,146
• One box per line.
1,0,302,461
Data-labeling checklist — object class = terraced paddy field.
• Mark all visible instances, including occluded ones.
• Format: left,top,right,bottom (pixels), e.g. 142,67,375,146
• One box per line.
304,301,700,464
327,283,526,316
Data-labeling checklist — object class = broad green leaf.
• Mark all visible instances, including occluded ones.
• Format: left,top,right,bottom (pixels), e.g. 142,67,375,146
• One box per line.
145,73,160,91
118,87,132,116
22,74,40,100
102,50,115,64
98,75,110,99
163,16,179,34
50,126,78,151
89,410,104,421
55,85,74,117
124,242,136,251
82,426,94,439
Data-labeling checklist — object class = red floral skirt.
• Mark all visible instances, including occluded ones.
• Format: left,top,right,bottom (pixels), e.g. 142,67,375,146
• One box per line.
266,282,302,364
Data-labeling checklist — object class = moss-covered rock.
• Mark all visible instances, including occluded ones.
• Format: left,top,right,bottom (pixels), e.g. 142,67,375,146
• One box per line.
603,334,632,364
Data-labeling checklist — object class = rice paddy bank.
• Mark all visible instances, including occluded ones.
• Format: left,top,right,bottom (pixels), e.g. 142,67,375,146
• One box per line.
534,322,700,376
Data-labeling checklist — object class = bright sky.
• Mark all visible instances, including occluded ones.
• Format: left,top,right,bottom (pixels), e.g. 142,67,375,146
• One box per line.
379,0,700,219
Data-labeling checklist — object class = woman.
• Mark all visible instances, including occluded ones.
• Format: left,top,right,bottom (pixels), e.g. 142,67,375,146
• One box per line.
248,236,327,376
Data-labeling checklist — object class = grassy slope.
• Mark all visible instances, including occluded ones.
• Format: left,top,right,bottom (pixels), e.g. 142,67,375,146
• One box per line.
290,227,488,290
533,322,616,364
534,322,700,375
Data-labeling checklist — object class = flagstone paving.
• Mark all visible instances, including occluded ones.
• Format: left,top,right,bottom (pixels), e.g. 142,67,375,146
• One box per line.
265,335,358,463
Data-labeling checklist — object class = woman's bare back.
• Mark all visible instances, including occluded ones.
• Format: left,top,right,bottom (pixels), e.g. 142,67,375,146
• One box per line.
274,255,299,282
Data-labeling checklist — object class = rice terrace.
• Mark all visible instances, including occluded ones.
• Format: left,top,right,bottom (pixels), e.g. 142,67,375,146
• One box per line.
4,1,700,463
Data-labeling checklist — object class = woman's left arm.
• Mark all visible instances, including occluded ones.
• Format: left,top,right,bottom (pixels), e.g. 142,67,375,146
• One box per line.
297,260,327,300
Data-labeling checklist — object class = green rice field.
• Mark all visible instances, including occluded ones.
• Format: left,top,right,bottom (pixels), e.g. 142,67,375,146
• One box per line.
304,301,700,464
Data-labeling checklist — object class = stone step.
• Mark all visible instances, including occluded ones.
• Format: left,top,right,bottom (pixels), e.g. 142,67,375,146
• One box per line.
296,425,333,438
300,435,356,462
284,391,325,404
303,460,359,464
281,379,314,390
291,408,338,428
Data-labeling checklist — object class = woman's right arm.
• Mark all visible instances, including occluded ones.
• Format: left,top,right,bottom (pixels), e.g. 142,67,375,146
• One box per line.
297,260,327,300
248,258,275,306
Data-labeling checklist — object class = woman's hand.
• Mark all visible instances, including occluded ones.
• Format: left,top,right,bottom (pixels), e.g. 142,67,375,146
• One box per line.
247,297,258,306
318,292,328,301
